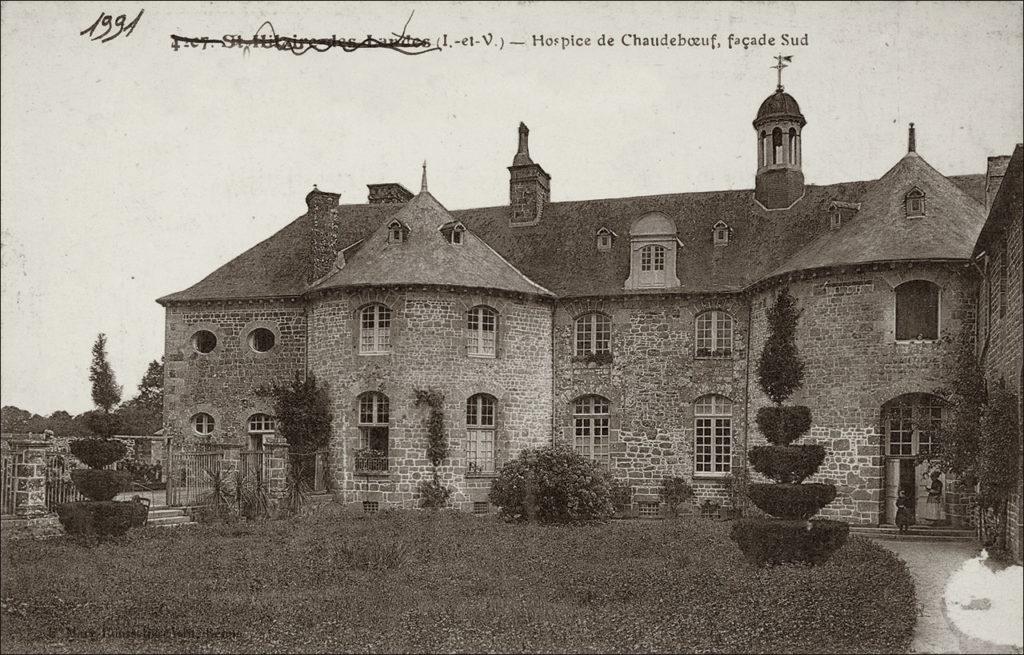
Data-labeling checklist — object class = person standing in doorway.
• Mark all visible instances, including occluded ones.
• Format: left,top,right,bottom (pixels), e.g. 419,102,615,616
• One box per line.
895,488,913,533
922,470,944,525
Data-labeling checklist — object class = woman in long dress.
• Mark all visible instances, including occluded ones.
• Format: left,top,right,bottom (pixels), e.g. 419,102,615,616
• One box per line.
922,470,944,523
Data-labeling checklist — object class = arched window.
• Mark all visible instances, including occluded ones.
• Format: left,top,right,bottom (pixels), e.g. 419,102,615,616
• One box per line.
467,306,497,358
884,394,946,457
359,304,392,354
788,128,798,166
712,221,730,246
772,127,783,164
356,392,389,472
760,131,769,167
895,280,940,340
695,311,733,358
246,413,275,452
640,245,666,272
466,394,497,474
574,312,611,356
905,188,926,218
190,412,214,436
573,396,610,465
694,395,732,475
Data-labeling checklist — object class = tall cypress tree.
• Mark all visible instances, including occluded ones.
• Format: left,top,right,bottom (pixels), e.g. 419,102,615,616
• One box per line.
756,287,805,405
88,333,122,438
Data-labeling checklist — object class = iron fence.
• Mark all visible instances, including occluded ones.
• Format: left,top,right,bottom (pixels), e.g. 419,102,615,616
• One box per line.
166,450,225,507
1,451,20,516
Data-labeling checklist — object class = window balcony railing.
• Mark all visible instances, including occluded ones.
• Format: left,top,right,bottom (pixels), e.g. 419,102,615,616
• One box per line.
695,348,732,359
354,449,389,474
466,459,498,476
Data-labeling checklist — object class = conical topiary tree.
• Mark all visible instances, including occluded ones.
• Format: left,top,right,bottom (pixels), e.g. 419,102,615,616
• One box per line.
730,288,849,565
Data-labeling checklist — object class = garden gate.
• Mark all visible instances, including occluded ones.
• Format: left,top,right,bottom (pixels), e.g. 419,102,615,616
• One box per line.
166,450,225,507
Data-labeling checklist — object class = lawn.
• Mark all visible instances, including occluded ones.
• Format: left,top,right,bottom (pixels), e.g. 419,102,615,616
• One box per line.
1,506,916,653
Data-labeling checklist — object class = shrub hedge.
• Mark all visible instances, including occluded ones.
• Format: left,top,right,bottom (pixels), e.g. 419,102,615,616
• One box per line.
748,445,826,483
0,509,914,653
54,501,140,537
730,517,850,566
69,438,127,469
755,405,812,445
70,469,130,501
746,482,837,519
489,444,613,523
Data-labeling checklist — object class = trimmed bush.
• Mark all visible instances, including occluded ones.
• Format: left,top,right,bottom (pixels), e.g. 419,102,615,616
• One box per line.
69,438,127,469
755,405,812,445
418,474,453,509
746,483,837,520
748,444,825,483
54,501,136,537
70,469,130,501
730,517,850,566
659,476,695,517
489,444,614,523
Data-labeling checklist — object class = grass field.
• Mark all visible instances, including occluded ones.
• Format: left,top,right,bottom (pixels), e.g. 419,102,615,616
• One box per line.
0,506,916,653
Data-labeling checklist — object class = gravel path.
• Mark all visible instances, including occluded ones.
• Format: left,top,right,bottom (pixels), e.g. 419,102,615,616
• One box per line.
871,539,1021,654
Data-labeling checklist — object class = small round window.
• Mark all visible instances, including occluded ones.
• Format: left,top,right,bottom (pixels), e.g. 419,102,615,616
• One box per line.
191,330,217,354
191,412,215,435
248,328,275,353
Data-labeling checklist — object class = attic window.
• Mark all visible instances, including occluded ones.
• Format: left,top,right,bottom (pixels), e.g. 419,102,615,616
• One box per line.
905,188,926,218
596,227,616,252
387,220,408,244
712,221,730,246
830,209,842,230
441,222,466,245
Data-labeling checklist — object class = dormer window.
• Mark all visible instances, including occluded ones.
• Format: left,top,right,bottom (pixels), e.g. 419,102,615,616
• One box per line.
596,227,617,252
830,209,842,230
440,221,466,245
624,212,681,290
905,188,926,218
387,220,409,244
827,200,860,230
712,221,730,246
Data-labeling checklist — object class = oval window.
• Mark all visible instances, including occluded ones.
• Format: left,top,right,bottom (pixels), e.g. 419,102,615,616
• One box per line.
248,328,275,352
191,412,215,435
191,330,217,354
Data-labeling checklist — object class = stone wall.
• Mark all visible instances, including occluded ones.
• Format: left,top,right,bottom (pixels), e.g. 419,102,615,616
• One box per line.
748,264,976,524
162,300,307,449
308,288,553,510
979,197,1023,562
552,294,750,506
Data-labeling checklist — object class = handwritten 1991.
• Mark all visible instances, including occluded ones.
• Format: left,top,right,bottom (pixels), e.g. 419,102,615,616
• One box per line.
80,9,144,43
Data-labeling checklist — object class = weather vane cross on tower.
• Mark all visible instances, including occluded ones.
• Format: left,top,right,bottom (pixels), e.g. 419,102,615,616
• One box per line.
772,54,793,92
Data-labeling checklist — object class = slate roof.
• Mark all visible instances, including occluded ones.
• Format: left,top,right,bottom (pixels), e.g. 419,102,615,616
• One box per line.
768,153,988,278
157,155,988,304
975,144,1023,254
755,90,804,123
312,190,553,297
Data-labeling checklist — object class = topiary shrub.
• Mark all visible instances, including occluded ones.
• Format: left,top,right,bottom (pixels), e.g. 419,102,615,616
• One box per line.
54,501,135,537
754,406,812,445
748,444,825,483
489,444,613,523
659,476,695,517
69,438,127,469
732,287,846,565
70,469,130,501
745,483,837,520
730,518,850,566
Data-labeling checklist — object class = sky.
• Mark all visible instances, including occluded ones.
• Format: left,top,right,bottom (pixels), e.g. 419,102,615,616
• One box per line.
1,1,1022,415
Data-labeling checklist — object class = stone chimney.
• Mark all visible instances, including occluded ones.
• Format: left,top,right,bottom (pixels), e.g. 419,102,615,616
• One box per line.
508,122,550,226
367,183,414,204
985,155,1011,211
908,123,916,153
306,185,342,282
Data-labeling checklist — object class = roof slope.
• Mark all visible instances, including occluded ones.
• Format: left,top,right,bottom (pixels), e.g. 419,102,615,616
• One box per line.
975,143,1023,253
313,191,553,297
769,153,987,278
157,157,988,303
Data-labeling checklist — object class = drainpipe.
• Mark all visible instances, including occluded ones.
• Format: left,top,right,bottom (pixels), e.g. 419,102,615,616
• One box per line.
550,299,557,446
744,292,753,475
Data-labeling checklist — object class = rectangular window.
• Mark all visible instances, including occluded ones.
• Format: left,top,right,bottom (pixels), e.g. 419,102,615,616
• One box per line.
360,306,391,354
695,417,732,474
574,404,610,466
362,501,379,514
637,502,660,518
467,308,497,357
473,501,490,515
466,430,495,474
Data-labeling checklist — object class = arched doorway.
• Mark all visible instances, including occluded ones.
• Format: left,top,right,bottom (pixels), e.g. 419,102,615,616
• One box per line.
881,393,947,524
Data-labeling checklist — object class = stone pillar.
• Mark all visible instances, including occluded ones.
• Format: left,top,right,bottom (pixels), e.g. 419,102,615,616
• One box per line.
11,439,50,518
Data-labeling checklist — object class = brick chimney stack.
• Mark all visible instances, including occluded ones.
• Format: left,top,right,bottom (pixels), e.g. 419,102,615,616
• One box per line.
306,185,342,282
508,122,550,226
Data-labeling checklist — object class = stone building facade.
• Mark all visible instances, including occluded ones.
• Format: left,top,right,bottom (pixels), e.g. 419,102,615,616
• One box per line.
159,82,1018,524
974,144,1023,562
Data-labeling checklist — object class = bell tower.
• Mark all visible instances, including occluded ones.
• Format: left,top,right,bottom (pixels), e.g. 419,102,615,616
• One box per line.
753,55,806,210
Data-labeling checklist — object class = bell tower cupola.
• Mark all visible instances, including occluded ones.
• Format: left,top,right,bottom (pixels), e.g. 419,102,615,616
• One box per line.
753,55,806,210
